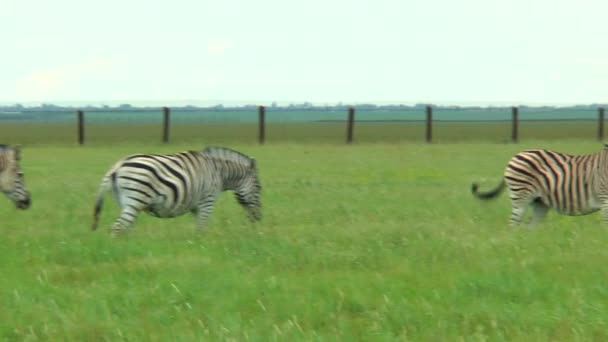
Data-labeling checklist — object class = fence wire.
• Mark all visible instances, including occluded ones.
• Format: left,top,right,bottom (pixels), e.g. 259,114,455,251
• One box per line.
0,107,602,145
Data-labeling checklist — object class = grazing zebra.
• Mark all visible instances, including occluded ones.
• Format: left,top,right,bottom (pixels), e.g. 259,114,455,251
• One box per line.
92,146,261,236
472,145,608,226
0,145,31,210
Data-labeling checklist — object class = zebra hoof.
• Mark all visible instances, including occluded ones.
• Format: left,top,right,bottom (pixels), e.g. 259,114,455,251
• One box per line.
471,183,479,194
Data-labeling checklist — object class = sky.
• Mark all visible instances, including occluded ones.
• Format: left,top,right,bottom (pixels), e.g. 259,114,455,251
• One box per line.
1,0,607,106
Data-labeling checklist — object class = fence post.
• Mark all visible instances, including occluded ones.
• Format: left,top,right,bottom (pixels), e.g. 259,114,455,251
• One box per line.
258,105,265,144
599,107,605,141
425,105,432,143
346,107,355,144
77,110,84,145
511,106,519,143
162,107,170,143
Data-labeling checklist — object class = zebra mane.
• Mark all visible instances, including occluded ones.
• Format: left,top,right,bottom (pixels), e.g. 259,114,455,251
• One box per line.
0,144,20,160
201,146,256,169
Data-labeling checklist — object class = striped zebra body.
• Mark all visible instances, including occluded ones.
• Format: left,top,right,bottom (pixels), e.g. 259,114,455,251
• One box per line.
92,146,261,236
472,146,608,225
0,145,31,210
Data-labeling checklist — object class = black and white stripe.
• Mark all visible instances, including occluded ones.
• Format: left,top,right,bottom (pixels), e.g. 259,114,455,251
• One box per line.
92,146,261,235
0,145,30,210
472,145,608,225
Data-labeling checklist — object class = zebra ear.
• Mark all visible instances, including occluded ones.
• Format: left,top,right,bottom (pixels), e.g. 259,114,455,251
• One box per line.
250,158,256,169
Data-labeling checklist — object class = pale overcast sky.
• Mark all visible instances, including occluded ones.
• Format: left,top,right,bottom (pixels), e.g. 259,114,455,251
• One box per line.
1,0,606,105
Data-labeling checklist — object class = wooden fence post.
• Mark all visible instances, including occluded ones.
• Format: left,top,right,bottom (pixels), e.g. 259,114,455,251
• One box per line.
599,107,605,141
426,105,432,143
162,107,170,143
258,105,265,144
77,110,84,145
346,107,355,144
511,106,519,143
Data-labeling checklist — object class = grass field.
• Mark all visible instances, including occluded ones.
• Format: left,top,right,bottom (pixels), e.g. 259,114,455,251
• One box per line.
2,132,608,340
0,120,601,145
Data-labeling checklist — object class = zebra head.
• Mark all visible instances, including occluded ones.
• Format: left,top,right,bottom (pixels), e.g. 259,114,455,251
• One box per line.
202,146,262,222
235,158,262,222
0,145,31,210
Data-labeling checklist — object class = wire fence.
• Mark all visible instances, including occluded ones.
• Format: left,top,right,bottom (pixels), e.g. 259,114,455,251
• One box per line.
0,106,604,145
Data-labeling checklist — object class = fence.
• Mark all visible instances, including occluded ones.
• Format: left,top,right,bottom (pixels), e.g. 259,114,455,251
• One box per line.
0,106,605,145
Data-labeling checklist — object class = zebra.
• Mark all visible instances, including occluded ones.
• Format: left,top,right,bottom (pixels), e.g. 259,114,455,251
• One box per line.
92,146,261,236
472,144,608,226
0,145,31,210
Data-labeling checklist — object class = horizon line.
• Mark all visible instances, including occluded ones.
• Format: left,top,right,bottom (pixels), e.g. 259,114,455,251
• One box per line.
1,99,607,108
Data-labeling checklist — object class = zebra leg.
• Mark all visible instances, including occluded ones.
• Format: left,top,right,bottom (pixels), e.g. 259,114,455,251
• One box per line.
507,188,536,227
601,203,608,223
111,205,140,237
111,192,149,237
508,198,530,227
195,196,217,232
528,199,549,226
245,205,262,222
234,192,261,223
509,206,526,226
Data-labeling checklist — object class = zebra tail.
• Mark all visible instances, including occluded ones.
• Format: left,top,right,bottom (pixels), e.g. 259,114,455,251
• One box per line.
92,172,116,231
471,180,506,200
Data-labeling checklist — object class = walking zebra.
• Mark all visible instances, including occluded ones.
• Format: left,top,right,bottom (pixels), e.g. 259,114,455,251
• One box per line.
92,146,261,236
0,145,31,210
472,145,608,225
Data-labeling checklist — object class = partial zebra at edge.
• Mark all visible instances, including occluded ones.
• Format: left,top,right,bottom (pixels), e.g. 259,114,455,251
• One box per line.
0,144,31,210
472,144,608,226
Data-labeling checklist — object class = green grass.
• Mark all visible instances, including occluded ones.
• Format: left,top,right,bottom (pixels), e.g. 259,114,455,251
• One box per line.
0,120,601,145
2,134,608,340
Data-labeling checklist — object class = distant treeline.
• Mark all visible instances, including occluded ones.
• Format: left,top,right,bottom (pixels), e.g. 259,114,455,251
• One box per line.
1,102,606,113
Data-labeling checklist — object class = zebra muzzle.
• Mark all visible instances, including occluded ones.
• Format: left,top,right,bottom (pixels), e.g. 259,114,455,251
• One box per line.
16,194,31,210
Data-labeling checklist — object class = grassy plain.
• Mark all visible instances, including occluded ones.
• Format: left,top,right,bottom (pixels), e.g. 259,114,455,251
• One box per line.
1,125,608,340
0,120,600,145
